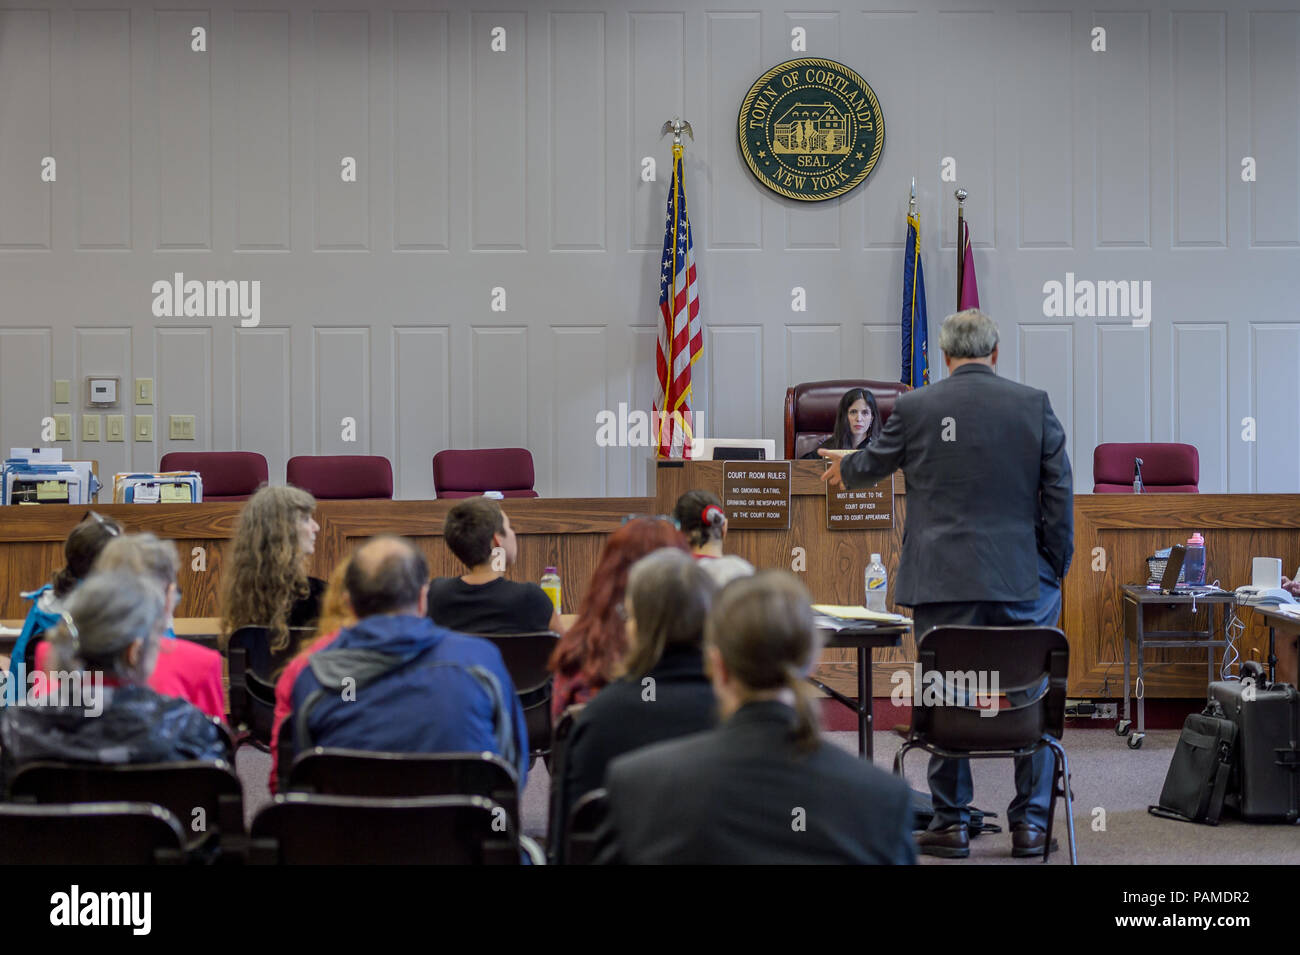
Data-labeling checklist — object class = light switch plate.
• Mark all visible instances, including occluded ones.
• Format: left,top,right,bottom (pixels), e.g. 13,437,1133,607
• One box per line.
54,380,71,404
106,414,125,442
82,414,101,441
54,414,73,441
135,414,153,441
135,378,154,405
168,414,195,440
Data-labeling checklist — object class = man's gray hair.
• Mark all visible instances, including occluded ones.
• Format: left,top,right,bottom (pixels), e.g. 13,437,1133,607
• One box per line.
938,309,999,359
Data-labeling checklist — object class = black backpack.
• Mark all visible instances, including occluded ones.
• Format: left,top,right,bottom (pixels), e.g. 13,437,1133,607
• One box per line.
1148,698,1238,825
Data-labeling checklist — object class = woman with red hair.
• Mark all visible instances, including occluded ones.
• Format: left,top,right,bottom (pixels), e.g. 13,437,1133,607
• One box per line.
549,518,688,717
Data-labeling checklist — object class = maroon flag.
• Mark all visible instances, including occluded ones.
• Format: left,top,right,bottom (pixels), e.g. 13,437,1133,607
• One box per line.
957,216,979,310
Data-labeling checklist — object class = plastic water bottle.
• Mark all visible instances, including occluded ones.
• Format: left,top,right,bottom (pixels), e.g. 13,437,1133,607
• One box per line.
864,554,888,612
541,566,562,614
1184,533,1206,585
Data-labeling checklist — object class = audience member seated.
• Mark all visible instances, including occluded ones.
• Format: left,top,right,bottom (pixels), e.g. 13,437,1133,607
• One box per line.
0,571,229,792
6,512,122,696
33,534,224,720
548,518,688,718
595,571,917,865
560,549,718,831
270,558,356,793
284,536,528,786
799,387,882,459
427,498,561,635
220,485,325,662
672,490,756,588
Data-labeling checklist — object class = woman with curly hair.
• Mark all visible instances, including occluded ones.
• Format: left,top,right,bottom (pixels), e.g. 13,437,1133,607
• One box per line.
548,518,688,718
219,485,324,657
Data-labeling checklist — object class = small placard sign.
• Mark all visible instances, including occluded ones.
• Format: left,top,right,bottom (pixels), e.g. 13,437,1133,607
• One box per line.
723,461,792,529
827,472,894,530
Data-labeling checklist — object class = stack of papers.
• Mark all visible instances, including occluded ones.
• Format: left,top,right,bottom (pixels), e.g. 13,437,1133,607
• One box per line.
812,604,911,627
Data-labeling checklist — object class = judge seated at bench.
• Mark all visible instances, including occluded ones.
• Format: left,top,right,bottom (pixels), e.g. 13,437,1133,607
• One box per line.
800,388,882,459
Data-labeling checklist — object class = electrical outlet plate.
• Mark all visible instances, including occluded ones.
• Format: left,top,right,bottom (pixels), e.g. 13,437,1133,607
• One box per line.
135,414,153,441
53,414,73,441
54,380,71,404
135,378,153,405
168,414,195,440
82,414,101,441
106,415,125,442
1094,703,1118,719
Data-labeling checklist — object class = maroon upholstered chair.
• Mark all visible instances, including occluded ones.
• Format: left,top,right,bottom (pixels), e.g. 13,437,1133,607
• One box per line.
286,455,394,500
783,380,912,460
159,451,268,502
1093,443,1199,493
433,448,539,499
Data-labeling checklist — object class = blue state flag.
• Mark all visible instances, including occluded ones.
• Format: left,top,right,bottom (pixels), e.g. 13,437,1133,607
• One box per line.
900,211,929,388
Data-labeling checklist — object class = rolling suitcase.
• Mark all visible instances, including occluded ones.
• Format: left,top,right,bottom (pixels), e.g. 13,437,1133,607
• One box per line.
1209,678,1300,823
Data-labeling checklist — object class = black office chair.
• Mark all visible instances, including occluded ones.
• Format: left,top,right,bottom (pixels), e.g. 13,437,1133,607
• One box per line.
566,788,608,866
475,631,561,766
248,793,520,864
285,748,543,863
8,759,245,854
227,624,314,750
545,703,586,864
893,625,1076,864
0,802,187,864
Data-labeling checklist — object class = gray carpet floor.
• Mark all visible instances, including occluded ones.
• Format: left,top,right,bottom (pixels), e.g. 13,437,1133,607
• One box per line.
235,728,1300,864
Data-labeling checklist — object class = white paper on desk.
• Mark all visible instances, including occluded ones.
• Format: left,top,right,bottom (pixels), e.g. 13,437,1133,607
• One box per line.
9,448,62,464
812,604,911,625
131,483,160,504
1270,602,1300,616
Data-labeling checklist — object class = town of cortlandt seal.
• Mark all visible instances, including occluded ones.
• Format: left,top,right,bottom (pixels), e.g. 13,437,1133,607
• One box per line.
738,58,885,202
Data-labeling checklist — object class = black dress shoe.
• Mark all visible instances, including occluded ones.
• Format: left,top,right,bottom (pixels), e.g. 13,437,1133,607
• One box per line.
916,824,969,858
1011,824,1059,858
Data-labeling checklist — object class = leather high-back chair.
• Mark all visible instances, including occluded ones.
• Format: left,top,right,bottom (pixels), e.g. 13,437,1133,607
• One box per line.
433,448,538,498
1093,443,1199,493
286,455,394,500
783,380,911,459
159,451,268,501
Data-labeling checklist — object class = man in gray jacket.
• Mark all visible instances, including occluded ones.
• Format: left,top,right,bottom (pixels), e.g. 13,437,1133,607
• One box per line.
821,309,1074,858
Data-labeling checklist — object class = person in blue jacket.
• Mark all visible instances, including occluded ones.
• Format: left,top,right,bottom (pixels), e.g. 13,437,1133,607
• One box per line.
5,512,122,704
285,535,528,788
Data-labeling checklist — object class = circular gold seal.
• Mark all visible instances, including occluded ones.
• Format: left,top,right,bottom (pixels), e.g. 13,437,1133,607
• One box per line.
738,58,885,202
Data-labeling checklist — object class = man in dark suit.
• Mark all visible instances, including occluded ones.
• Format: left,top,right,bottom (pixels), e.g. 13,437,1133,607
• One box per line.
821,309,1074,859
594,572,916,865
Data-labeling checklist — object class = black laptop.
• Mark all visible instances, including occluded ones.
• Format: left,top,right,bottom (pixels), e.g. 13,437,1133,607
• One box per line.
1153,544,1218,595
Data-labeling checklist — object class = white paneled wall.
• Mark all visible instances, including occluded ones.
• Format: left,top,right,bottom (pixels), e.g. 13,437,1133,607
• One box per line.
0,1,1298,497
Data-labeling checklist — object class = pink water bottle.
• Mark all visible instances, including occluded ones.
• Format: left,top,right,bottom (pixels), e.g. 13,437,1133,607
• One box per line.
1184,532,1206,585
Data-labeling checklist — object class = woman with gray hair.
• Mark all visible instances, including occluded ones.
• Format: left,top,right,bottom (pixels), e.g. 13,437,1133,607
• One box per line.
31,534,226,718
0,570,228,791
554,548,719,852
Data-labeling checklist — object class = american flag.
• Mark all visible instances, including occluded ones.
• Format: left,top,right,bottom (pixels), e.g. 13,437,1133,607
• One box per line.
655,142,701,458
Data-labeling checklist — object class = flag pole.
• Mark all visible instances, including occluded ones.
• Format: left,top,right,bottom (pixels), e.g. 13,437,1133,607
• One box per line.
955,188,967,310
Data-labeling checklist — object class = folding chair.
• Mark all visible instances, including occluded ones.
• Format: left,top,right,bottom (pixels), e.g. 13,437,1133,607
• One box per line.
893,625,1076,864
